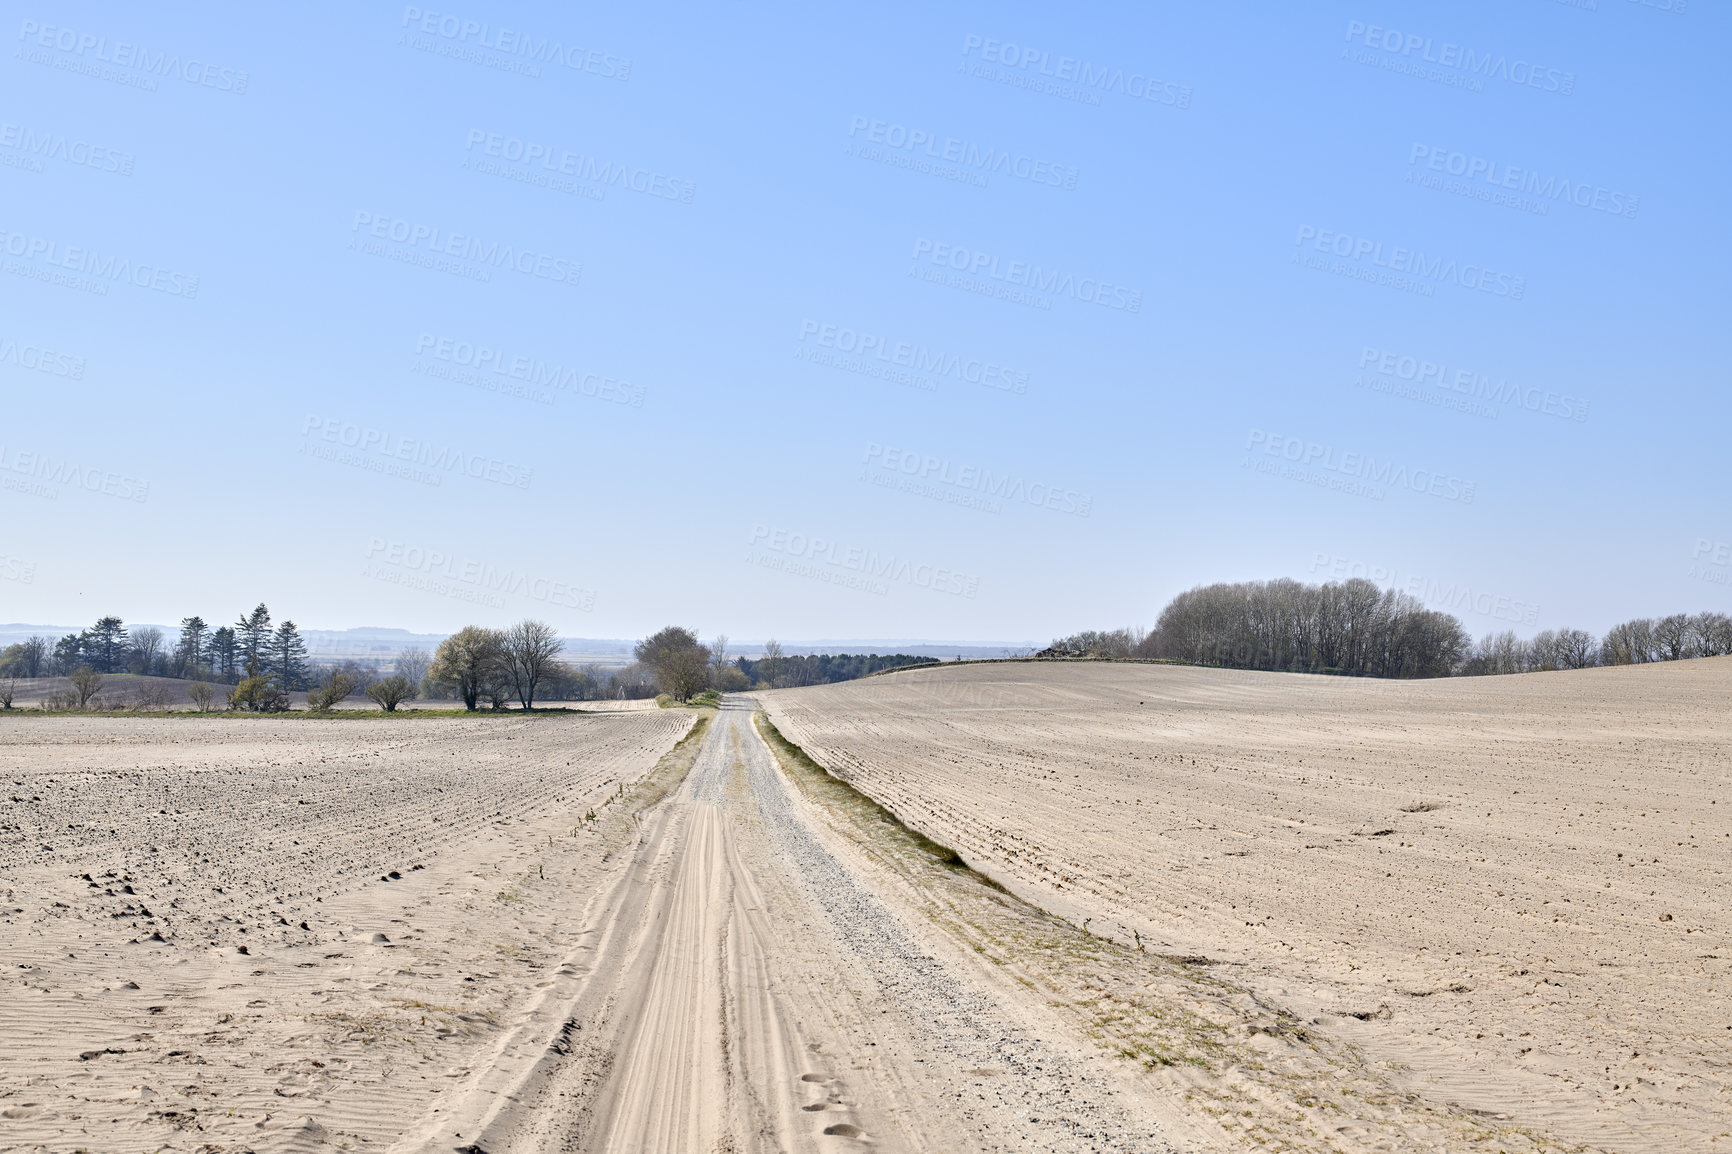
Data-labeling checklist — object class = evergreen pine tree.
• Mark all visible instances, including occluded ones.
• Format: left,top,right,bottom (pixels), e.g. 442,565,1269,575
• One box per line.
209,627,239,682
270,621,309,690
236,604,271,676
175,616,209,677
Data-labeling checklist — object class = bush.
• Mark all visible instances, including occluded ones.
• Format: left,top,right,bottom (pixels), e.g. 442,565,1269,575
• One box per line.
69,665,104,708
230,675,289,713
132,681,174,710
0,679,15,709
187,682,216,712
307,673,356,712
365,675,416,712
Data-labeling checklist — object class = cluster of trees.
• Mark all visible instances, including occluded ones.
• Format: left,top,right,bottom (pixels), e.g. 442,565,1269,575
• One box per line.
1458,611,1732,675
1048,580,1732,680
733,649,932,687
423,621,563,710
0,605,311,687
1121,578,1469,678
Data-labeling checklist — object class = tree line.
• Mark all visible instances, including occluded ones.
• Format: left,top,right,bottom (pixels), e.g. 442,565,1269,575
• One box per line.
0,605,311,686
1046,578,1732,679
0,612,928,712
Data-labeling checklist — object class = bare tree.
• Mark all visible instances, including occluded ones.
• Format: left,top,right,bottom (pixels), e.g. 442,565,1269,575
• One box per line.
0,679,15,709
394,646,431,692
20,636,47,678
501,620,563,709
1652,613,1694,661
69,666,103,709
1554,629,1598,669
366,675,416,712
307,673,356,712
1600,618,1657,665
133,680,174,710
187,682,216,712
709,634,729,676
1692,612,1732,657
130,627,165,674
759,638,785,689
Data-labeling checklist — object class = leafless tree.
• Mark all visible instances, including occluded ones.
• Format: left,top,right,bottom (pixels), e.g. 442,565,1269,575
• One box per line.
1692,612,1732,657
0,679,15,709
69,666,103,709
1652,614,1693,661
1600,618,1657,665
759,638,785,689
307,673,356,712
709,634,730,676
133,680,174,710
187,682,216,712
1554,629,1598,669
501,619,563,709
1148,578,1465,678
394,646,432,691
20,636,47,678
130,627,165,674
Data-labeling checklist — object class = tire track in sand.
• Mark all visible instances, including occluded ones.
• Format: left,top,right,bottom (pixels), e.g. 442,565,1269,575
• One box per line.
396,698,1169,1154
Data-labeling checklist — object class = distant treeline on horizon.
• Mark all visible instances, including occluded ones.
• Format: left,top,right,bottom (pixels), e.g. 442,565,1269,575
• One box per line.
1049,577,1732,679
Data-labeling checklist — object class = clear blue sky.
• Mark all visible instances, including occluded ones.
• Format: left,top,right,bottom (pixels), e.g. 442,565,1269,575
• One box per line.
2,0,1725,644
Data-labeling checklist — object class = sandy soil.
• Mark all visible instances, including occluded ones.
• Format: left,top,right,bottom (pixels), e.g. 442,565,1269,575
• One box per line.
0,701,1193,1154
760,658,1732,1153
0,711,695,1152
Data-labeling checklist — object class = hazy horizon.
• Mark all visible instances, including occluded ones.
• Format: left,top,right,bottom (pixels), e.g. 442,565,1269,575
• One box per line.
4,2,1727,643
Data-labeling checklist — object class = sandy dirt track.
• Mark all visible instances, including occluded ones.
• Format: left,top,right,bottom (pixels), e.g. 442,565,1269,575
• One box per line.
1,701,1177,1154
761,658,1732,1153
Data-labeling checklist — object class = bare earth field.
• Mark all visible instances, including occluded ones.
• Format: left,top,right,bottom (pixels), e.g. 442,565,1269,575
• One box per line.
5,661,1726,1153
0,675,657,713
0,711,697,1152
761,658,1732,1153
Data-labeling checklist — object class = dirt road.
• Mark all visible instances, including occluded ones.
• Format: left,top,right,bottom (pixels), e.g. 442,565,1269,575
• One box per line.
401,698,1171,1154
